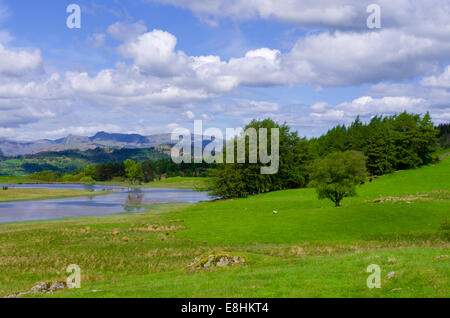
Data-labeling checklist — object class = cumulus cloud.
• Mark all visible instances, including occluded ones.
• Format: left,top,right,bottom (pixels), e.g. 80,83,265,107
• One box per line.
0,73,66,99
118,29,189,77
285,29,450,86
211,100,279,116
2,1,450,140
147,0,450,36
183,110,195,120
0,44,42,76
146,0,361,28
307,96,429,125
116,28,450,88
0,107,54,127
421,66,450,89
335,96,428,117
107,21,148,41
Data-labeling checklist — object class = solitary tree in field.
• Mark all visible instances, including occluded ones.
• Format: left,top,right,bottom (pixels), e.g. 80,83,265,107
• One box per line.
309,151,367,207
124,159,145,184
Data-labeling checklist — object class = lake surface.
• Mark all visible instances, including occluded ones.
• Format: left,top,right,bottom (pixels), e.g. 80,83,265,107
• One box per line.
0,184,211,223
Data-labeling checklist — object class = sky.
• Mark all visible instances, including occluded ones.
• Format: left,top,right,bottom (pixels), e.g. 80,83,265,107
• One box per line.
1,0,450,141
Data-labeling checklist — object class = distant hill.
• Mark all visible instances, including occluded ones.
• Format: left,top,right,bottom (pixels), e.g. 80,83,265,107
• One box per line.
0,132,178,157
0,147,170,176
0,132,221,175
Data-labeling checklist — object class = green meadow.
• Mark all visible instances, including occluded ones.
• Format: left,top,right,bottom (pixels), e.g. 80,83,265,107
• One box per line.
0,158,448,298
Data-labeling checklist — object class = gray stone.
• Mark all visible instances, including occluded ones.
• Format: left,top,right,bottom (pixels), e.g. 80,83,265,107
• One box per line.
216,257,230,267
29,282,51,293
49,281,66,292
386,271,395,279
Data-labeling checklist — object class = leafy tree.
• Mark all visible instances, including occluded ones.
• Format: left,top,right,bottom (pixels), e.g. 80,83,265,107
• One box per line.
210,119,314,198
84,165,96,177
364,116,395,175
309,151,367,207
312,112,438,175
124,159,145,184
79,176,95,184
437,123,450,147
416,112,439,165
142,160,154,182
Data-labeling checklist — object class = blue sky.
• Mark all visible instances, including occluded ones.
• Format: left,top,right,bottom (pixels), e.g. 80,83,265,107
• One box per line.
1,0,450,140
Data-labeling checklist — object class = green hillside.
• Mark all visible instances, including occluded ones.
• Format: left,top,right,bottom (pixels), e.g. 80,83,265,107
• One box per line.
0,157,448,298
0,147,169,176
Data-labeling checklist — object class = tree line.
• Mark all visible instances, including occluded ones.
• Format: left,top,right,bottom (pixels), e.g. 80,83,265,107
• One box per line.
29,158,210,184
437,123,450,148
28,112,445,206
210,112,441,201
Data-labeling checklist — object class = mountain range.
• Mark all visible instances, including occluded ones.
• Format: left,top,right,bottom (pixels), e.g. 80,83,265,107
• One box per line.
0,132,178,157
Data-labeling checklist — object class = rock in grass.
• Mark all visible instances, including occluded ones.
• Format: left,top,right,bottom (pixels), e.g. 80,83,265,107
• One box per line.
5,281,68,298
386,271,395,279
29,282,51,293
273,210,278,214
49,281,66,292
188,251,246,271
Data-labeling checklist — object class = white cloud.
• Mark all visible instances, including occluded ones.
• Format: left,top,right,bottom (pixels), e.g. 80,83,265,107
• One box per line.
118,29,189,77
183,110,195,120
107,21,147,41
310,109,345,121
285,29,450,86
146,0,360,27
421,66,450,89
148,0,450,40
42,124,122,139
114,28,450,89
211,100,279,116
335,96,428,117
303,96,428,125
0,73,66,99
0,30,12,44
87,33,106,49
310,102,330,112
0,44,42,76
2,5,450,141
369,81,450,108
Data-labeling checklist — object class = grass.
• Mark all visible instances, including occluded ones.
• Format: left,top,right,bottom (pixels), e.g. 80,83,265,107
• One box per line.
96,177,212,190
1,175,211,191
0,159,448,298
0,175,37,184
37,247,449,298
142,177,211,190
0,188,110,203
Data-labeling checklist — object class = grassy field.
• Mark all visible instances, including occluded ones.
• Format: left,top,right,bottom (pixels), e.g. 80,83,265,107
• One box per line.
96,177,212,190
0,188,110,203
0,159,448,298
142,177,211,190
0,175,37,184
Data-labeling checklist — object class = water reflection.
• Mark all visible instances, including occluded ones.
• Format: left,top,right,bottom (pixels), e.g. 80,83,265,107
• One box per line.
0,184,210,223
124,188,145,212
